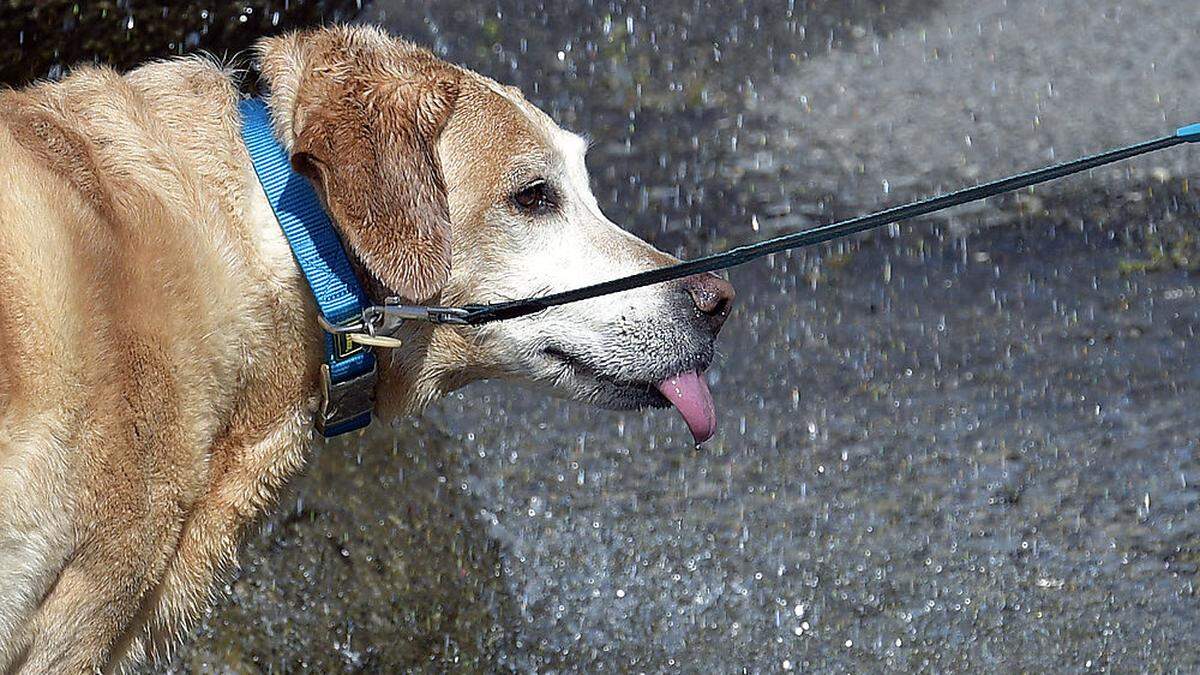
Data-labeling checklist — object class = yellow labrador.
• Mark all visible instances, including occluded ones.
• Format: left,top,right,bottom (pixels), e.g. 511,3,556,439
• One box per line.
0,25,732,671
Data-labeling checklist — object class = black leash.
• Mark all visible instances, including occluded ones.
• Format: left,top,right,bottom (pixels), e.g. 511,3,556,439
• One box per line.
374,124,1200,329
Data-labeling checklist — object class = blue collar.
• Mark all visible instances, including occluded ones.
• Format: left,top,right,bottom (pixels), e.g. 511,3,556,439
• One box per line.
240,98,376,437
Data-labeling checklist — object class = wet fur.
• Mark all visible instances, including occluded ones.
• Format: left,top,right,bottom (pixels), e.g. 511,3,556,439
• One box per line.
0,24,720,671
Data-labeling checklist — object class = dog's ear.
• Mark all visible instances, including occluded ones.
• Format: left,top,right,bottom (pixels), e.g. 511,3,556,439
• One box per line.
264,31,459,302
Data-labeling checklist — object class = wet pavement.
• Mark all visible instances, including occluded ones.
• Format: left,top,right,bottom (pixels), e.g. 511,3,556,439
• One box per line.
161,0,1200,671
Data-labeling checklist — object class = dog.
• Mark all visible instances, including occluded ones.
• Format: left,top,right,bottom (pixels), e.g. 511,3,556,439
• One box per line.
0,25,733,671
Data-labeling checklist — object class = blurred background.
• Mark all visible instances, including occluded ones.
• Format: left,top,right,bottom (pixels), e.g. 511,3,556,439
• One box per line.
4,1,1200,671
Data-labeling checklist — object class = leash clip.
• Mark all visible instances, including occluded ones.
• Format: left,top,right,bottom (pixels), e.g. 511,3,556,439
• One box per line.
365,301,472,332
315,303,469,351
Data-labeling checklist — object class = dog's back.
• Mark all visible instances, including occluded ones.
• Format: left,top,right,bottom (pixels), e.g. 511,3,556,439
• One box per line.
0,59,317,670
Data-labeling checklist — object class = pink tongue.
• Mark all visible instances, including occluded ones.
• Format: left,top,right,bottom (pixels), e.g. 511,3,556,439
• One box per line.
655,370,718,444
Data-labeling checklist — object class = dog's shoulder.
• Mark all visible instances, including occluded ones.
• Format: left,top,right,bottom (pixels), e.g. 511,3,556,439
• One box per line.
0,57,244,225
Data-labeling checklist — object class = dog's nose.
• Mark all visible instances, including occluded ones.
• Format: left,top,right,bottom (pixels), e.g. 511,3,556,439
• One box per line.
683,273,735,334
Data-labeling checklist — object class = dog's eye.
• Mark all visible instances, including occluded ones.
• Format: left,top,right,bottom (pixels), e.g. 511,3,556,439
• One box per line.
511,180,558,214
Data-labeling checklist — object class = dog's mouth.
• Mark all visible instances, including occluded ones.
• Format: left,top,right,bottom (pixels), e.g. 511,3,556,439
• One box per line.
542,345,717,444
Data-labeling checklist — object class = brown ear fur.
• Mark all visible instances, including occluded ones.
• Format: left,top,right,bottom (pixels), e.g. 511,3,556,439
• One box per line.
258,28,458,302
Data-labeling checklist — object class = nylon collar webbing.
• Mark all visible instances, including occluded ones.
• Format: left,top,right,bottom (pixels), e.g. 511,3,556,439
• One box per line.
240,98,375,437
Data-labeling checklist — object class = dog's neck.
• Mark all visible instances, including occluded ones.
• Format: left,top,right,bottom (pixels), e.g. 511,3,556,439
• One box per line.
370,322,473,418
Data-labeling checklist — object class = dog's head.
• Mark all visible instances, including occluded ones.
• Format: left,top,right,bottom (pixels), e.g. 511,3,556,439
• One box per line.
258,26,734,442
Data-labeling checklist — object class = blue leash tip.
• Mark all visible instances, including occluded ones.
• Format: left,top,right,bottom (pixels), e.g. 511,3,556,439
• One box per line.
1176,122,1200,142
